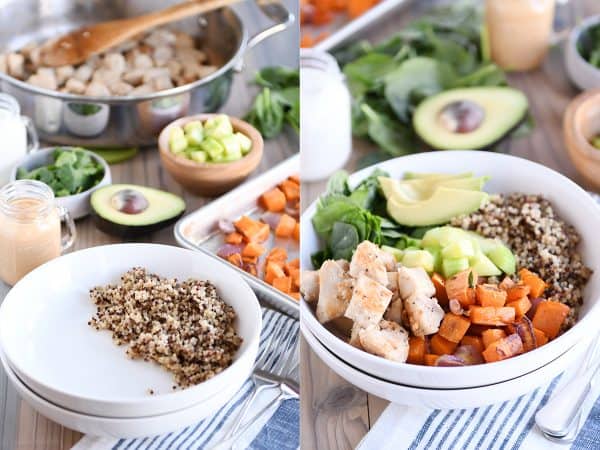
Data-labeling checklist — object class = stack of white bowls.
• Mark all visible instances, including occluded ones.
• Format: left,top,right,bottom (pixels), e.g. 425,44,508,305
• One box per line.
300,152,600,410
0,244,262,438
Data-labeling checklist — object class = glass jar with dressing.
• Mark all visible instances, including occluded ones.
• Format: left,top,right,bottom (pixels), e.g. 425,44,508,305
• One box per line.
485,0,555,71
0,180,76,286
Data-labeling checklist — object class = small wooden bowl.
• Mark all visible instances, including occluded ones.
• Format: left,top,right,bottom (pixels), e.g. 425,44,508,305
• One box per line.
158,114,263,196
564,89,600,190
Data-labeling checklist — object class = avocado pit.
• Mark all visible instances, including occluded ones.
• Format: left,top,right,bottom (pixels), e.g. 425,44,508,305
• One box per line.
110,189,149,215
438,100,485,134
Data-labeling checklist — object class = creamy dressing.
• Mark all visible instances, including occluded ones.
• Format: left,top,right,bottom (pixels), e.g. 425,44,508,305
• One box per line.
0,189,61,286
485,0,555,72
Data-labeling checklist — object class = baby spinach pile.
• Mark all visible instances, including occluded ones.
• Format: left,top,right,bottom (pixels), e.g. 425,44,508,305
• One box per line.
311,169,422,267
17,148,104,197
334,2,517,165
245,66,299,139
577,23,600,68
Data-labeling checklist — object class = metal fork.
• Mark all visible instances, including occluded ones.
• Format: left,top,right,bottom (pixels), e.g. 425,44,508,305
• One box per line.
221,315,300,440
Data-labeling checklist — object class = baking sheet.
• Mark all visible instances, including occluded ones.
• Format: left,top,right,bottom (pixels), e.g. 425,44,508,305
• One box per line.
174,155,300,319
308,0,411,52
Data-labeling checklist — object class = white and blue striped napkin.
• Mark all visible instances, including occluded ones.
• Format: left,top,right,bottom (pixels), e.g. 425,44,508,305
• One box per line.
73,308,299,450
358,192,600,450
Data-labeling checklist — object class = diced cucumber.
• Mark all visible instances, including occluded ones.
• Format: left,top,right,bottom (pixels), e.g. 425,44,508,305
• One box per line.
442,257,470,278
422,226,468,248
424,245,442,273
235,132,253,154
402,250,435,273
221,135,242,157
222,148,243,162
204,114,233,139
200,137,225,160
470,252,502,277
486,244,516,274
184,121,204,146
442,239,475,259
465,231,497,253
169,127,187,153
381,245,404,262
189,150,207,163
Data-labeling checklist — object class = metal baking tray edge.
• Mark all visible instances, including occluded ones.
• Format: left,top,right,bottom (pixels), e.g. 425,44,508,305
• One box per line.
313,0,411,52
174,154,300,319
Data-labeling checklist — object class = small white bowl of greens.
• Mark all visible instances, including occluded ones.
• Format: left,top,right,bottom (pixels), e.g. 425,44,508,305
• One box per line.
11,147,111,219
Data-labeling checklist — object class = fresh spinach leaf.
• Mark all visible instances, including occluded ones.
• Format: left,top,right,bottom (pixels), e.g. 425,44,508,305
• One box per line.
330,222,360,260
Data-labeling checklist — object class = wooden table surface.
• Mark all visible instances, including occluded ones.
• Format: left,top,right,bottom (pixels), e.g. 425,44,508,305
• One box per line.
300,1,600,449
0,1,298,449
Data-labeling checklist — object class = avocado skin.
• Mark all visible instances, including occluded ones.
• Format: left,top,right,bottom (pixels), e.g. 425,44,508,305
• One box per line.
90,210,185,238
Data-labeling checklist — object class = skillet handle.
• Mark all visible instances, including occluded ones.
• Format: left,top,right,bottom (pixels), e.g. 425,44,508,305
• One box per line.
234,0,295,72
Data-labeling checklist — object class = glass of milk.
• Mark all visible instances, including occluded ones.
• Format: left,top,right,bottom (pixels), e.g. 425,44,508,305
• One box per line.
0,93,39,186
300,49,351,182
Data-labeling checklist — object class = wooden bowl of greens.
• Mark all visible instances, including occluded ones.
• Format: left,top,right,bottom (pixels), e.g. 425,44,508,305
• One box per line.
11,147,111,219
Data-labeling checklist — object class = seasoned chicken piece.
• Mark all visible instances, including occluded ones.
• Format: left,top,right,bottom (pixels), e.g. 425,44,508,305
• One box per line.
345,274,392,327
144,29,176,48
73,65,93,83
92,68,121,86
151,75,174,91
143,68,170,84
384,299,403,324
133,53,154,70
28,47,41,68
300,270,319,302
174,31,195,48
7,53,24,79
404,294,444,337
380,250,398,272
103,53,127,75
359,320,409,362
316,260,353,323
64,78,86,94
110,81,134,96
130,84,154,96
349,323,363,349
349,241,388,286
397,266,435,301
123,68,146,86
0,54,8,73
85,81,110,97
166,60,183,79
56,65,74,85
336,259,350,272
28,68,57,90
153,45,174,67
386,272,399,301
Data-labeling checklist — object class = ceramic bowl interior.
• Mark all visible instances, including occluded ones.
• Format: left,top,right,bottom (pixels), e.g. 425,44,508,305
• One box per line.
301,151,600,389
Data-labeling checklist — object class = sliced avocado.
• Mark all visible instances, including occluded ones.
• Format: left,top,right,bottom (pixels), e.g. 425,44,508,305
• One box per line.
92,147,138,164
387,187,488,227
412,87,528,150
91,184,185,237
379,175,488,203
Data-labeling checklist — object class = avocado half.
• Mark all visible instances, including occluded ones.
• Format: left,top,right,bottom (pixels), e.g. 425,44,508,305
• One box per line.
412,87,528,150
91,184,185,237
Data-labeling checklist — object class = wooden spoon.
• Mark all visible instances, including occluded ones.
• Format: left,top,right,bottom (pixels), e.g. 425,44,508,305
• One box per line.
39,0,243,67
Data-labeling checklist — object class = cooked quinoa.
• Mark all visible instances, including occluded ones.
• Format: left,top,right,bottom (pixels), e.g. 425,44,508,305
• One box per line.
89,267,242,389
451,194,592,328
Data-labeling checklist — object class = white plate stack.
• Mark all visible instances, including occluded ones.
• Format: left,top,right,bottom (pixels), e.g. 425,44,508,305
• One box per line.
0,244,262,438
300,151,600,410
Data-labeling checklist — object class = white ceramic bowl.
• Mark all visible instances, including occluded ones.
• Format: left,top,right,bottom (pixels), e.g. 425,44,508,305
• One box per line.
10,146,111,219
0,348,245,438
301,323,589,410
301,151,600,389
0,243,261,418
565,15,600,91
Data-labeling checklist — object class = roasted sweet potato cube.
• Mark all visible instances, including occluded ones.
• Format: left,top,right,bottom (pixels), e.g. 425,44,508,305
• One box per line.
279,179,300,201
407,336,426,365
476,284,507,307
260,187,286,212
272,276,292,293
430,333,458,355
438,313,471,343
424,354,439,366
519,268,547,298
532,301,570,339
275,214,297,238
460,335,484,353
482,334,524,362
225,232,243,245
506,284,531,302
469,306,515,326
265,261,286,285
506,297,532,318
481,329,507,349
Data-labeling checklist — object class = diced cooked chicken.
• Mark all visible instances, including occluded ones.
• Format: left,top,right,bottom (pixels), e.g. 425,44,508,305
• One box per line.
152,75,174,91
336,259,350,272
166,60,183,79
73,65,93,83
133,53,154,70
64,78,86,94
397,266,435,301
153,45,174,67
345,274,392,327
359,320,409,362
384,299,403,324
85,81,110,97
122,68,145,86
55,65,74,85
404,294,444,337
316,260,353,323
130,84,154,96
349,323,363,349
174,31,195,48
349,241,389,286
102,53,126,75
0,54,6,73
7,53,24,78
386,272,399,301
144,29,176,47
110,81,134,96
300,270,319,302
380,250,398,272
27,69,57,90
